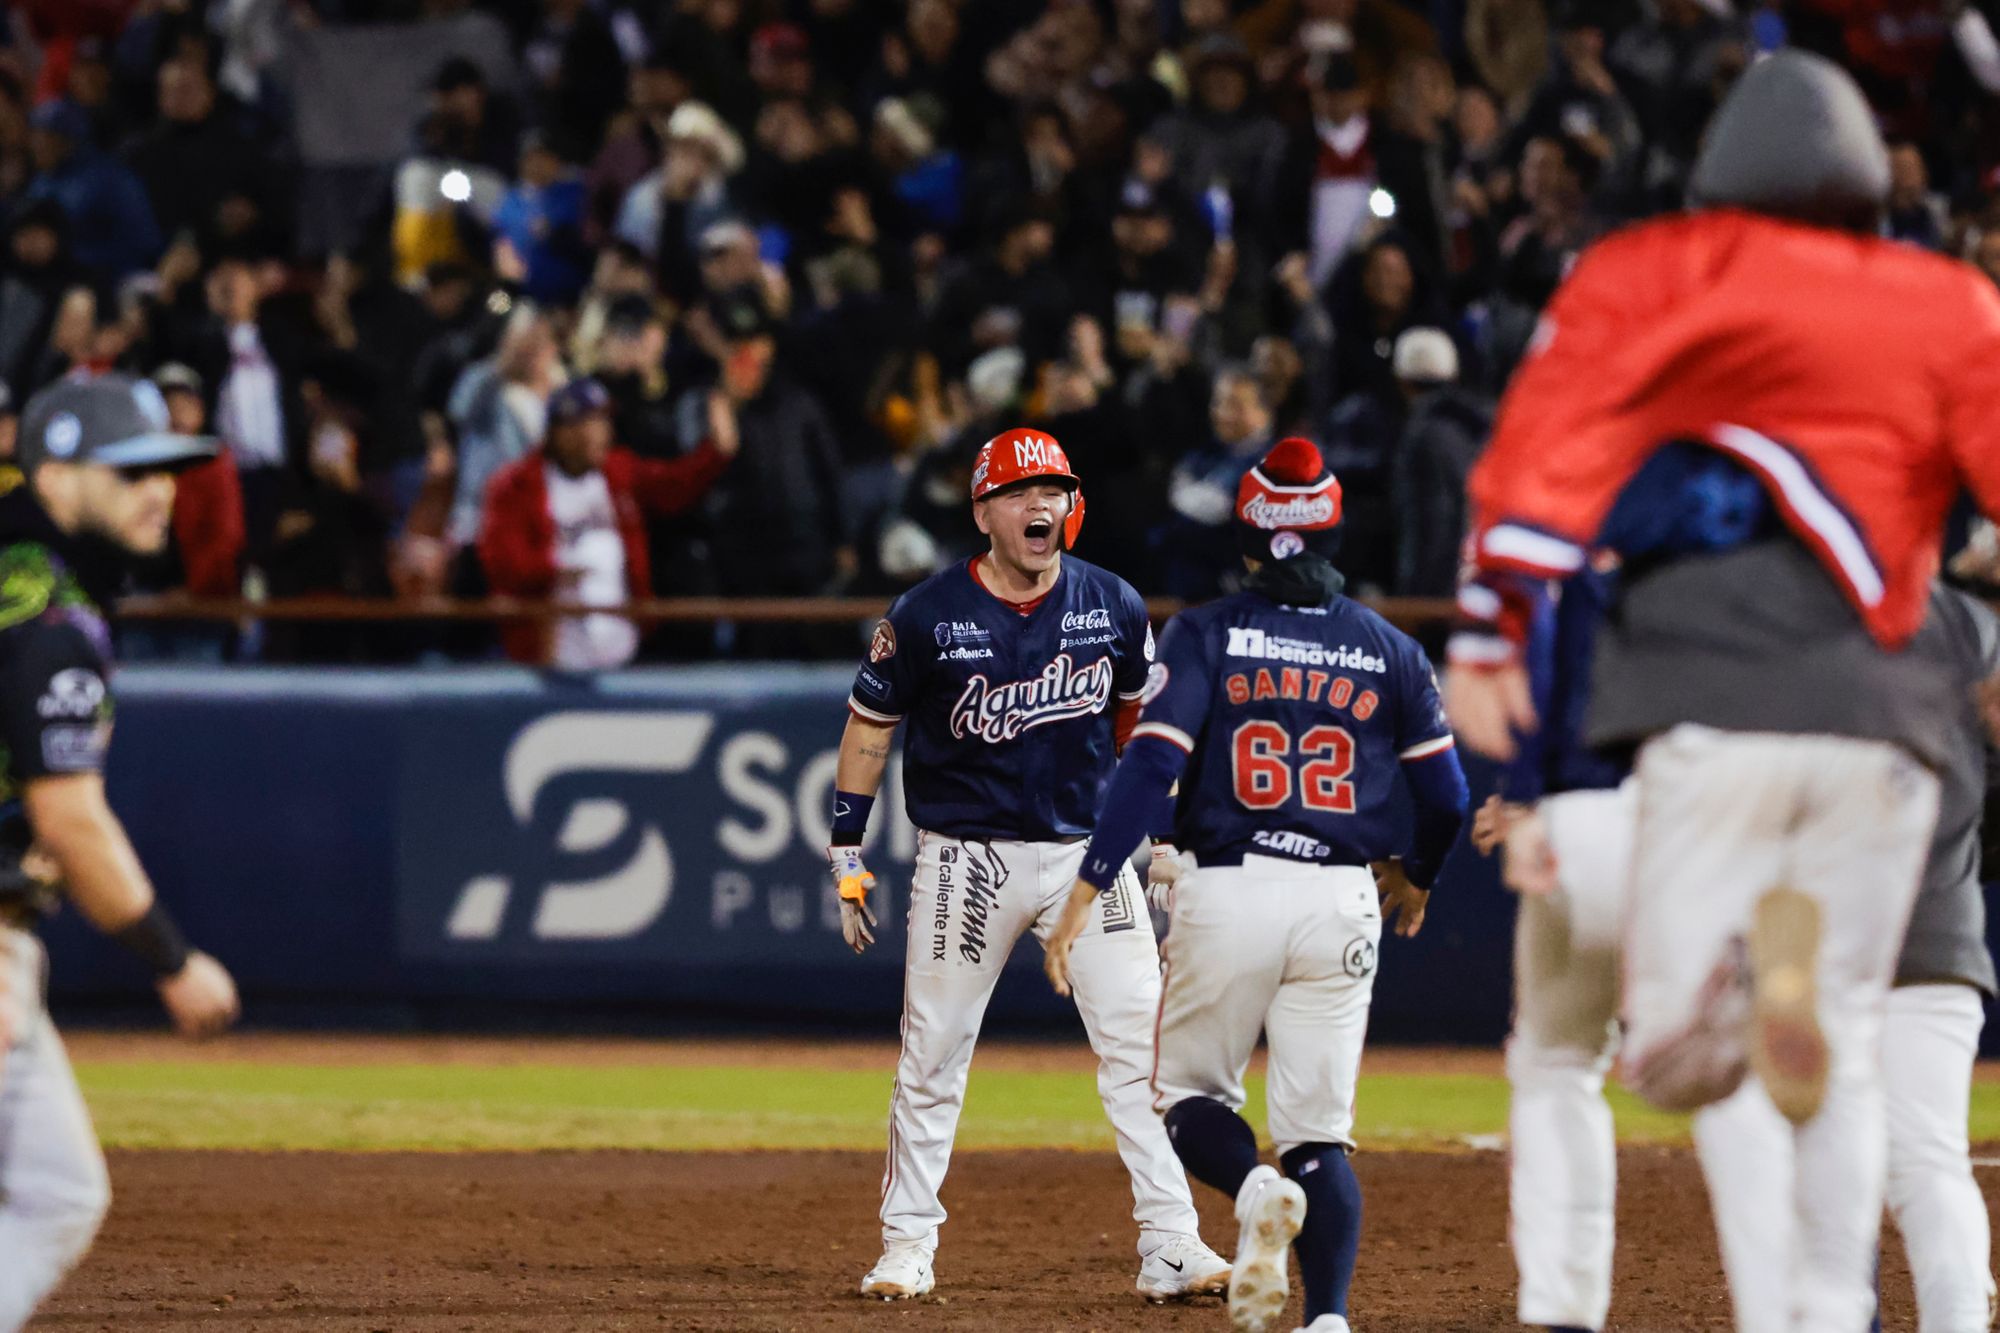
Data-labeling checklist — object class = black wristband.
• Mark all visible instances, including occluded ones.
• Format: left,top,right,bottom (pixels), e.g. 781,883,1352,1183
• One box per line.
112,901,191,977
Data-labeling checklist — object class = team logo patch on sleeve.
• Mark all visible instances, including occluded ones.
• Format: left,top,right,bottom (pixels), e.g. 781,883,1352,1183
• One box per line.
37,667,105,719
1140,662,1170,705
1144,622,1155,662
869,619,897,663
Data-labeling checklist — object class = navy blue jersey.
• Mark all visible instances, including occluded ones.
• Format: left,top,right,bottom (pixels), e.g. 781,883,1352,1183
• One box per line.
1504,569,1629,803
1131,591,1453,867
850,556,1153,840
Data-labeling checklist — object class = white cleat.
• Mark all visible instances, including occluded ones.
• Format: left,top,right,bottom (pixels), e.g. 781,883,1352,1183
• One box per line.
1136,1231,1231,1301
858,1243,935,1300
1294,1315,1352,1333
1230,1166,1307,1333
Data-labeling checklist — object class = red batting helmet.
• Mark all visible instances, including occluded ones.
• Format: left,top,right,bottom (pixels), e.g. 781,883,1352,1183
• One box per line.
1235,436,1344,561
970,427,1086,549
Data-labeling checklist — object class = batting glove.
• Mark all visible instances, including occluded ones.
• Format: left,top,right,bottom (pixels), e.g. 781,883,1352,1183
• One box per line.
828,845,878,954
1146,842,1188,914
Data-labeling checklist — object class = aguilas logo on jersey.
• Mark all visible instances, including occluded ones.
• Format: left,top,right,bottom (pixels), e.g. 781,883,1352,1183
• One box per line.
949,653,1115,742
869,618,897,663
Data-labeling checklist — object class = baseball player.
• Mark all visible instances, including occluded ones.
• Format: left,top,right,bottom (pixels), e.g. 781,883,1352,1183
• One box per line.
827,428,1228,1302
1461,568,1628,1333
1484,581,2000,1333
0,377,241,1332
1692,582,2000,1333
1449,51,2000,1330
1045,438,1470,1333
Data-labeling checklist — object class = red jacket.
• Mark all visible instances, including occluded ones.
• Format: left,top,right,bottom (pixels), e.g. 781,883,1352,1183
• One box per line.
1462,208,2000,654
478,442,728,664
173,453,245,597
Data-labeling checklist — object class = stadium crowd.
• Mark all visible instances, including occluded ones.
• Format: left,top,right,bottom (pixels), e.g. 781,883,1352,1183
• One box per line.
0,0,1997,664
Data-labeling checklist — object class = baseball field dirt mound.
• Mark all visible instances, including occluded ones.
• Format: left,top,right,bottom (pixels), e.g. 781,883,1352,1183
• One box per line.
37,1146,1942,1331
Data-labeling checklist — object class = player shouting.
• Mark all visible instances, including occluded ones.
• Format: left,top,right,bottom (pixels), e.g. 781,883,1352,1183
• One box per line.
1046,438,1469,1333
827,428,1228,1302
1447,50,2000,1331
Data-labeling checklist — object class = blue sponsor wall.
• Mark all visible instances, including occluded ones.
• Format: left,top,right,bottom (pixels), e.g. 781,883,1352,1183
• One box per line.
50,665,1503,1041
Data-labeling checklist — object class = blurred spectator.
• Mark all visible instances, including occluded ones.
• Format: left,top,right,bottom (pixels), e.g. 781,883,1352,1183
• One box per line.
1296,56,1378,290
0,383,16,462
479,377,734,668
123,363,244,662
492,132,590,305
1886,141,1948,250
1975,227,2000,289
1387,328,1493,595
1372,54,1458,278
1608,0,1745,208
23,99,161,280
1510,3,1642,206
680,300,853,616
1161,365,1275,600
594,294,675,458
1466,0,1550,113
522,0,628,157
0,201,78,398
178,251,300,562
123,55,275,253
391,60,511,285
1151,36,1286,248
928,204,1066,378
613,100,744,298
148,362,245,598
586,52,692,240
447,301,562,547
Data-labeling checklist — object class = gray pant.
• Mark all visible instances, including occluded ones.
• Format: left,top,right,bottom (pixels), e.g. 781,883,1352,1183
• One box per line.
0,925,110,1332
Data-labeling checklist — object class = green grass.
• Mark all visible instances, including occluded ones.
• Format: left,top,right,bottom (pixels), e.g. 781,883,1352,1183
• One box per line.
74,1059,2000,1153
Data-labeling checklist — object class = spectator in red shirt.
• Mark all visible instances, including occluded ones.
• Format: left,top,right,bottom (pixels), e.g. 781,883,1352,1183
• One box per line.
149,362,245,599
478,377,737,668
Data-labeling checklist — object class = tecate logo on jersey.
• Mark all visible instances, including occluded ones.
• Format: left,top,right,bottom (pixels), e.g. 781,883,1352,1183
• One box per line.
1060,608,1112,632
949,653,1115,742
1225,626,1387,673
1241,494,1337,529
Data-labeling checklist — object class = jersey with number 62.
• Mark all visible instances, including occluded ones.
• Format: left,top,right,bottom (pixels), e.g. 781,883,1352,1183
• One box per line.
1133,591,1452,868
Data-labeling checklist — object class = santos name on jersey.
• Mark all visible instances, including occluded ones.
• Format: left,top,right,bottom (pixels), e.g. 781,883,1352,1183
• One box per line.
850,556,1152,841
1132,591,1452,868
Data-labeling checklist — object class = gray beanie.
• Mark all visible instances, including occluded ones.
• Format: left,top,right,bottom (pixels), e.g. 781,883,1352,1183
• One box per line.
1689,50,1890,230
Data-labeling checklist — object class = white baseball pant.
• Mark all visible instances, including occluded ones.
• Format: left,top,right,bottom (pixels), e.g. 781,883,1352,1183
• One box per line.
1152,857,1381,1155
1507,783,1635,1331
880,834,1199,1255
1621,725,1939,1332
1698,982,1994,1333
0,925,111,1333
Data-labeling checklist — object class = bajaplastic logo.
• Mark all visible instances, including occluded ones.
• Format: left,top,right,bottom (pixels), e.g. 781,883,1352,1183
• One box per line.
949,653,1114,742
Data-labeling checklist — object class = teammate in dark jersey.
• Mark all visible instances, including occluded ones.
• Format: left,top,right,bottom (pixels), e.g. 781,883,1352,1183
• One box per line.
1047,438,1469,1333
827,428,1225,1303
0,376,240,1332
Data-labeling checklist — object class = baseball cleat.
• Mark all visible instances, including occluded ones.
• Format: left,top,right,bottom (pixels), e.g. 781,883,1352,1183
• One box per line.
1230,1167,1306,1333
1136,1231,1230,1301
1747,886,1827,1126
1294,1316,1352,1333
858,1243,934,1300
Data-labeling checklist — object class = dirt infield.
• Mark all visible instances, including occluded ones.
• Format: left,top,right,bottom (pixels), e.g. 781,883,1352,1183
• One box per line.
37,1145,1948,1332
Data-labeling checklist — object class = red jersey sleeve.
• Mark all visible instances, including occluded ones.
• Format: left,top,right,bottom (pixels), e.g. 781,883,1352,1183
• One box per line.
1944,281,2000,521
